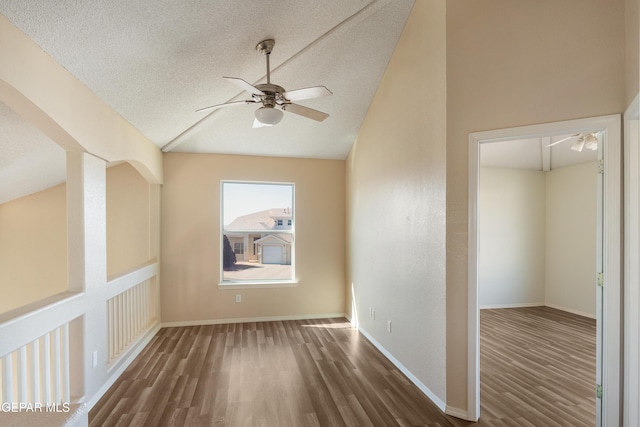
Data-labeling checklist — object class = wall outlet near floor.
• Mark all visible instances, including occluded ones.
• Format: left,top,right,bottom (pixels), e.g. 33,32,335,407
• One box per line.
387,320,392,333
92,350,98,368
235,294,241,303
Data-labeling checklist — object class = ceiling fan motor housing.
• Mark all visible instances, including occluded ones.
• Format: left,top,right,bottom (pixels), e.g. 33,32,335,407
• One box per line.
256,39,275,55
254,83,287,108
196,38,331,123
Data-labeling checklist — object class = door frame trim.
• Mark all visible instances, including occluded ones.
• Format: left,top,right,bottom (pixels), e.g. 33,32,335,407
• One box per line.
467,114,621,424
624,94,639,427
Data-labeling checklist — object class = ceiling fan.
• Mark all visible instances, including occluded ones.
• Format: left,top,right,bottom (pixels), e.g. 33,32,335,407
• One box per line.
546,132,599,152
196,39,333,127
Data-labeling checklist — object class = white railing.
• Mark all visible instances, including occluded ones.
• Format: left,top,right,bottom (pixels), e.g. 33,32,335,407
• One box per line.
0,260,158,409
0,292,84,406
106,260,158,364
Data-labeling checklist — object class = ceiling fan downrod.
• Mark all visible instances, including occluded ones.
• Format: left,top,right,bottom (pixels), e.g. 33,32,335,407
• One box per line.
256,39,275,85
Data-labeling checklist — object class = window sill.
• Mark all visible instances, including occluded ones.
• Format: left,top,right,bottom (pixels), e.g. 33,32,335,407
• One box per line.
217,280,298,289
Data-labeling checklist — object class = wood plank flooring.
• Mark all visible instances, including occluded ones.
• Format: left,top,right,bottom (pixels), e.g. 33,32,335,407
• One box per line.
89,307,595,426
476,307,596,426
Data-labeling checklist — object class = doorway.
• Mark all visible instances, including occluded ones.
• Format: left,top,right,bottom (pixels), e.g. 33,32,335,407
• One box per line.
467,115,621,425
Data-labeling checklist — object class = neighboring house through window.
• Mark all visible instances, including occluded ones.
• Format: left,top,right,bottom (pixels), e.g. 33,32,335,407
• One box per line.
221,181,294,283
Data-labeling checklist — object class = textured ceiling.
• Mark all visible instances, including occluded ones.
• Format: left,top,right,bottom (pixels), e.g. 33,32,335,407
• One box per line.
0,102,66,204
0,1,597,205
0,0,414,157
0,0,415,203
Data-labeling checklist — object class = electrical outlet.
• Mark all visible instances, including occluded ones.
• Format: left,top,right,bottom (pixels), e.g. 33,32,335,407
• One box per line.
372,309,375,320
92,350,98,368
387,320,392,333
235,294,241,303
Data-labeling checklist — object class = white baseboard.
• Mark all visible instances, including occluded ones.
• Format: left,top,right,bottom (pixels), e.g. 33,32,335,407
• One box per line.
446,405,473,420
544,303,596,319
85,322,162,411
161,312,346,328
480,303,596,319
357,326,446,413
480,302,544,309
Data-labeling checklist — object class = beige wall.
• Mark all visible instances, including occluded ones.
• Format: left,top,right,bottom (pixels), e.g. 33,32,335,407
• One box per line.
627,0,640,106
106,163,152,277
479,164,597,318
0,184,67,313
160,153,345,323
545,162,598,317
346,0,447,403
446,0,625,410
479,168,546,307
0,162,154,312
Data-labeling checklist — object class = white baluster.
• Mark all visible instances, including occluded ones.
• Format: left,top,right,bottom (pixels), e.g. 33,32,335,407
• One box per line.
52,328,61,402
42,333,51,403
135,283,140,334
29,339,40,403
2,354,13,404
17,346,27,402
61,323,70,403
108,298,113,362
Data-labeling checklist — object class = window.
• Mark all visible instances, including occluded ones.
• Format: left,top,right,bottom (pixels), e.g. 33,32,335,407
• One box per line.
221,181,294,284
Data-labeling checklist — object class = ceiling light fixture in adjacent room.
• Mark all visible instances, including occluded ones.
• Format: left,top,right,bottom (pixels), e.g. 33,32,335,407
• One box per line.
570,132,599,152
583,133,598,151
547,131,600,152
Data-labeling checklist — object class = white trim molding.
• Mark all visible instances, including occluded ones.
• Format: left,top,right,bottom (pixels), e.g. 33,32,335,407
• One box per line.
162,312,346,328
468,114,621,425
624,93,640,427
86,323,162,410
479,302,544,310
357,327,447,413
544,303,597,320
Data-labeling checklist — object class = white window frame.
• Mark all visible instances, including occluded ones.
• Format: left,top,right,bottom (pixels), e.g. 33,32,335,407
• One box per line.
219,180,296,288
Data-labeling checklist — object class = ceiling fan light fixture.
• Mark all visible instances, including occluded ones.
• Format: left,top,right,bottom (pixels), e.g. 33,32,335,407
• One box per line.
584,133,598,151
254,106,283,126
570,139,585,152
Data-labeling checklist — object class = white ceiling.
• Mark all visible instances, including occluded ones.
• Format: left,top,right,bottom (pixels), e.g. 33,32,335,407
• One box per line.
0,1,599,205
0,102,66,204
0,0,414,203
480,134,599,171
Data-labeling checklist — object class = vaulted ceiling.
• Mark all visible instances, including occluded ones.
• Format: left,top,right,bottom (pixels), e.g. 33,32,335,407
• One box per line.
0,0,414,203
0,0,599,205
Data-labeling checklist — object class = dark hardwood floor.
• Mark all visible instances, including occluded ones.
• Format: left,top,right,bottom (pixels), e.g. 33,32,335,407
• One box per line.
89,307,595,426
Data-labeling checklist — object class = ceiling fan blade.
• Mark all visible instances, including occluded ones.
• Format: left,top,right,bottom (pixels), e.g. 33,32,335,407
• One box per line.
283,103,329,122
223,76,265,96
546,134,580,148
282,86,333,102
196,100,255,113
